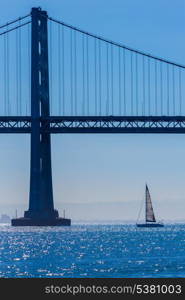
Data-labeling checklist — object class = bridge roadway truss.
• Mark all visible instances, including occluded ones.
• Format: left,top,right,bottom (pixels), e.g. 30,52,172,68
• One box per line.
1,116,185,134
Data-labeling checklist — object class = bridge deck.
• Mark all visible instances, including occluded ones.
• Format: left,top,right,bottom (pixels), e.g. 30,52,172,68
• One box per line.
1,116,185,134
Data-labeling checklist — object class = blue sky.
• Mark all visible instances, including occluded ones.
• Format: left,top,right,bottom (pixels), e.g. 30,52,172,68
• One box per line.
0,0,185,221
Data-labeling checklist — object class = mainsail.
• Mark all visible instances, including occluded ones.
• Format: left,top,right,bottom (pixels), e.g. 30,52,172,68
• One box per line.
145,185,156,222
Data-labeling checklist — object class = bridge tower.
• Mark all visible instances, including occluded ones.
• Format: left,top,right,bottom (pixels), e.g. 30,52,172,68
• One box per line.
11,8,71,226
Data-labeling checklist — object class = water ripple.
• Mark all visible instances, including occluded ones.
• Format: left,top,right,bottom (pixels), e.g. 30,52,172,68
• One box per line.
0,224,185,277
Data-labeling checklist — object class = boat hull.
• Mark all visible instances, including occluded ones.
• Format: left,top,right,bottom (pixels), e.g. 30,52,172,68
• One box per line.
136,223,164,228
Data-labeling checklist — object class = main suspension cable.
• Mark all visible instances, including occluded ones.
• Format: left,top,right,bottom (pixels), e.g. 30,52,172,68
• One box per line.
48,16,185,69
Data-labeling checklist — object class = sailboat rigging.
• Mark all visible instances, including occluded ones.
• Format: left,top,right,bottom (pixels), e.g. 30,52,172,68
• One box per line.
136,184,164,227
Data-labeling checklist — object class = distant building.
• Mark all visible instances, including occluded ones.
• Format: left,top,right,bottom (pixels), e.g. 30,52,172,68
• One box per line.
0,214,11,223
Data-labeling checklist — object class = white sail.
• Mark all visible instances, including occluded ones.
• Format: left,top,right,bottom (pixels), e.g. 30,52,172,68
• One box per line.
146,185,156,222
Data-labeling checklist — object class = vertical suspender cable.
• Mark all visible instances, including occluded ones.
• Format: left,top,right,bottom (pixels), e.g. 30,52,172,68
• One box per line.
106,43,109,115
172,66,175,115
98,40,101,115
62,26,65,115
148,57,150,115
86,35,89,115
49,21,52,114
123,49,126,115
111,44,114,115
58,24,61,115
135,53,138,116
7,25,10,115
82,34,85,115
16,28,19,115
70,29,73,115
28,24,30,116
155,60,157,115
4,33,7,115
167,64,170,115
19,20,22,116
142,56,145,115
160,63,163,115
130,51,133,115
179,68,182,115
74,30,77,115
94,39,97,115
118,47,121,115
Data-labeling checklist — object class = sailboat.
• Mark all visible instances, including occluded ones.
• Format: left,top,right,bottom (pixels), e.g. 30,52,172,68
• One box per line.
136,184,164,227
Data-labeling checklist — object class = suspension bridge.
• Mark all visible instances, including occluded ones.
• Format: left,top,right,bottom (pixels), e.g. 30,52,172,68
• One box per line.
0,7,184,225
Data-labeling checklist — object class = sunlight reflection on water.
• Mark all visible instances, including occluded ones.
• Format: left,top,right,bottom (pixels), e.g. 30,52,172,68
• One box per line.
0,224,185,278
